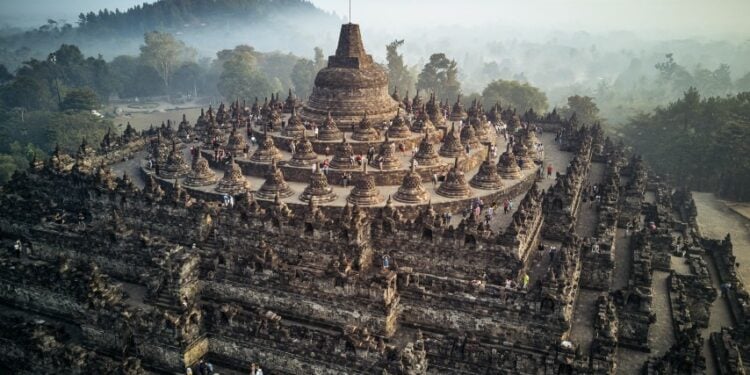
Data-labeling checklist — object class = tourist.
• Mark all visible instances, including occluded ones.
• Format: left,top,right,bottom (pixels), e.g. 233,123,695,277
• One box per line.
14,240,22,258
342,173,349,188
399,143,406,155
290,140,296,155
432,173,439,185
592,243,600,254
185,367,193,375
197,359,209,375
324,145,331,156
625,222,632,236
547,164,553,178
322,159,330,174
314,127,319,138
503,199,510,214
250,135,257,145
382,255,390,269
505,277,513,289
549,246,556,262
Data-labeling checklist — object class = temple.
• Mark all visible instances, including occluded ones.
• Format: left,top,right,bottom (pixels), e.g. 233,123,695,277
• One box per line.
0,22,747,375
302,23,399,129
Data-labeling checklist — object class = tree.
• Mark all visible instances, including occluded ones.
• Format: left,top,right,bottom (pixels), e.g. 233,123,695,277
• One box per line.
217,49,278,101
291,58,315,100
736,72,750,92
61,88,100,111
386,40,415,95
481,79,548,113
139,31,194,94
417,53,460,100
561,95,600,125
1,76,55,111
0,64,14,84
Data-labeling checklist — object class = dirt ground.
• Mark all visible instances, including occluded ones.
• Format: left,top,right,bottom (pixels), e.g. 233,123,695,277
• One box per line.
693,192,750,286
111,107,203,132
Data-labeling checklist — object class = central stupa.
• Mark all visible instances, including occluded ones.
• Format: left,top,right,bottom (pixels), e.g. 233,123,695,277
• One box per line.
302,23,399,130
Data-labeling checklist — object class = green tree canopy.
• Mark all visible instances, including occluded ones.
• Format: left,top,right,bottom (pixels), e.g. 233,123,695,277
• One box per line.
386,40,415,95
61,87,100,111
481,79,548,113
561,95,601,125
139,31,195,93
417,53,460,100
217,47,279,101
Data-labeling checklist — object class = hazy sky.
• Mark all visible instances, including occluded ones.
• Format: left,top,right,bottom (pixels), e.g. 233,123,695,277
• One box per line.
1,0,748,39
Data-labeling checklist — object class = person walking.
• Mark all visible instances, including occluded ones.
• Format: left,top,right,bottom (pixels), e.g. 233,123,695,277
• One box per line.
522,273,530,290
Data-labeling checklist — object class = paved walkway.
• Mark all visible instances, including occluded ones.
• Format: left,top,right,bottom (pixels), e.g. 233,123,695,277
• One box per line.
567,162,606,354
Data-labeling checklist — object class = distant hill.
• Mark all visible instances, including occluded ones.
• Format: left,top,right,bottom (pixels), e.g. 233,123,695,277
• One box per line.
0,0,340,68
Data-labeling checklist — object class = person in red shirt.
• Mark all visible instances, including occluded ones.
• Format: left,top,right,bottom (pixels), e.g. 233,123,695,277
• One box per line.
546,164,553,179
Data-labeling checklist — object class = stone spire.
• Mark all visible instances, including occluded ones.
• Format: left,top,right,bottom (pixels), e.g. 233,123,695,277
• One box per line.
283,88,297,114
410,105,436,135
394,162,430,204
427,93,446,127
318,111,343,141
460,121,480,149
437,158,472,198
469,113,492,144
330,135,357,170
522,125,539,159
159,140,190,179
487,103,501,123
225,126,248,155
250,130,282,163
347,170,384,206
414,132,441,167
300,163,337,203
387,108,412,139
513,140,535,170
215,156,249,195
288,130,319,167
282,106,306,138
266,108,283,131
470,144,504,190
351,112,379,142
184,152,218,187
439,124,466,158
256,159,295,199
497,148,522,179
370,133,401,170
450,94,467,121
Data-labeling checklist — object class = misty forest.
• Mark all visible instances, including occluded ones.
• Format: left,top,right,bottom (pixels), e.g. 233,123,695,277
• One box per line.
0,0,748,199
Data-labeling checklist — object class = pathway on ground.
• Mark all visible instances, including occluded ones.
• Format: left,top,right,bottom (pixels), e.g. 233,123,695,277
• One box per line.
567,162,605,354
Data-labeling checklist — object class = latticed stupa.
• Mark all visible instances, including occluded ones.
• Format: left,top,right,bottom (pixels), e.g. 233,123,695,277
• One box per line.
302,23,399,128
470,145,504,190
317,112,343,141
370,134,401,170
439,124,467,158
330,136,357,170
300,164,337,203
282,106,306,138
346,169,383,206
184,153,218,187
437,158,472,198
497,148,522,179
414,132,441,167
215,157,249,195
159,141,190,179
387,109,412,139
351,113,379,141
410,105,436,135
256,159,295,199
288,131,318,167
394,162,430,204
513,140,535,170
450,95,467,121
460,122,480,149
250,131,283,163
225,127,247,155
